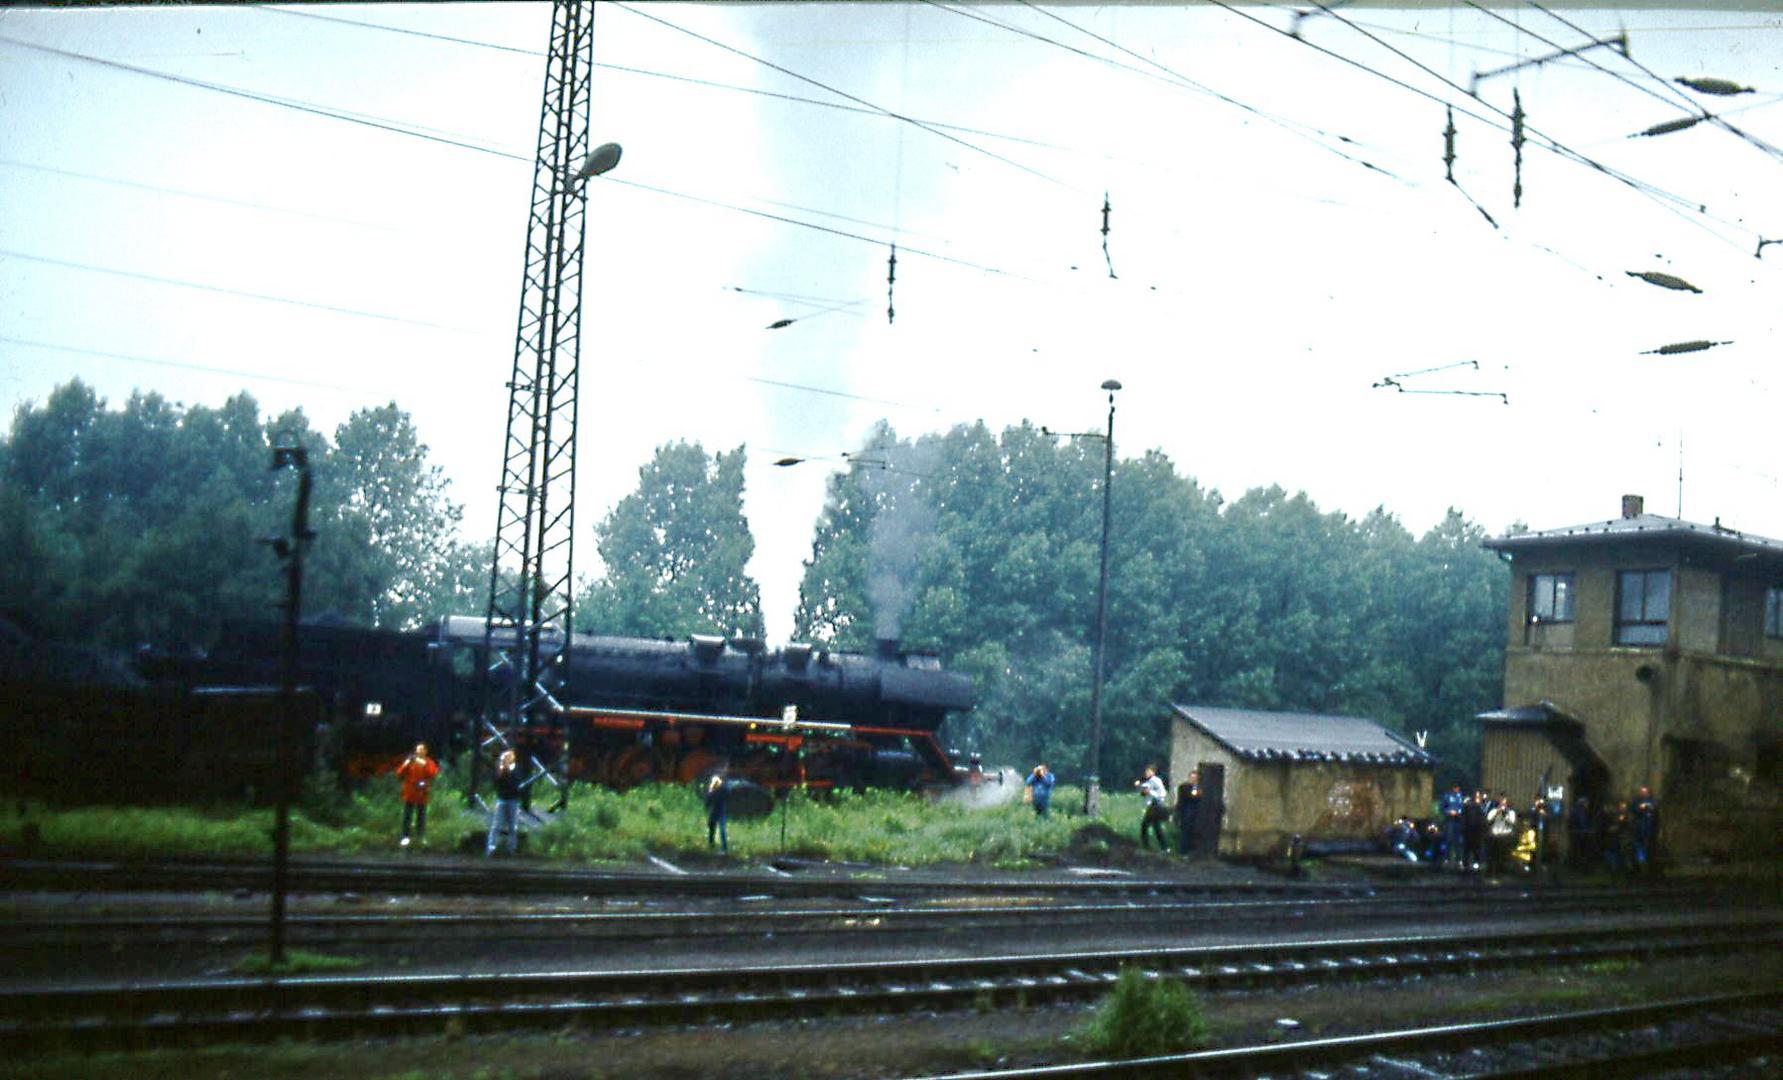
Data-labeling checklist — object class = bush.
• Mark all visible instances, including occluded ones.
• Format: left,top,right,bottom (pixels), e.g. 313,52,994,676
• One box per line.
1072,965,1210,1058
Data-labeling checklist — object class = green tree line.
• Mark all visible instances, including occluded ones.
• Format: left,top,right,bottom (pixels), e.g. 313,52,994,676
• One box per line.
0,380,481,647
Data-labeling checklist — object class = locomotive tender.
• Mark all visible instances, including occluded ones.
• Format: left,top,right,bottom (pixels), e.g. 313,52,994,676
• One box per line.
108,616,975,798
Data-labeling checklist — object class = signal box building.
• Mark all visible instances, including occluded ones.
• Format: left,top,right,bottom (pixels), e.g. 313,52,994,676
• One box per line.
1167,704,1435,856
1479,495,1782,859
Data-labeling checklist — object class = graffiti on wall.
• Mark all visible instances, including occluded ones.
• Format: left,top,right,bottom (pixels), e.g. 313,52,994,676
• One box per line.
1311,779,1388,837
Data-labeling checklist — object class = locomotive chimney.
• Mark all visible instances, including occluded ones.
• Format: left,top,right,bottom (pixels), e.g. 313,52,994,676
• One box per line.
1621,493,1644,519
875,638,900,662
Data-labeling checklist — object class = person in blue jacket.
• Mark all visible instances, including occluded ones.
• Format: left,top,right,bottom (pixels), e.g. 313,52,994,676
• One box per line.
1629,786,1659,875
1437,785,1467,867
1025,764,1056,817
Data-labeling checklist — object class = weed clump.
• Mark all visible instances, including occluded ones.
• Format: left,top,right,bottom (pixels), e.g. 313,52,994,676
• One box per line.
1072,965,1209,1058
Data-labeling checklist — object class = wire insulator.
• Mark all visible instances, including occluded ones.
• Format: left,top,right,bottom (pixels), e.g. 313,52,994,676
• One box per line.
1443,105,1457,183
886,244,897,325
1510,89,1526,208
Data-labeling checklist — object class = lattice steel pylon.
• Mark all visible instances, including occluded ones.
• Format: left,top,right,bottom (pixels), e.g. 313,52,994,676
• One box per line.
475,0,601,805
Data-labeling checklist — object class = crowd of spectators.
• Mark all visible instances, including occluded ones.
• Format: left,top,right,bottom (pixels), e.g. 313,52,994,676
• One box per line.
1385,784,1659,877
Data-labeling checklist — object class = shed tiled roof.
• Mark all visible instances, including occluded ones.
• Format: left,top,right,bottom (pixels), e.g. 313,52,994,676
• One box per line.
1169,704,1433,767
1484,512,1783,558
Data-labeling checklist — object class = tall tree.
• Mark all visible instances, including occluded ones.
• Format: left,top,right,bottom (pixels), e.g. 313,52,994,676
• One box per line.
581,442,764,640
310,403,466,630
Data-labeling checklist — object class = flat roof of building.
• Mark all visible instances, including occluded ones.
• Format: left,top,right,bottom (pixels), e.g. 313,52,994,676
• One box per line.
1169,704,1434,767
1484,511,1783,560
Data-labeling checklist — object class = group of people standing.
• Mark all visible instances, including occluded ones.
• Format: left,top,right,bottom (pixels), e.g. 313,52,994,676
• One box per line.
1023,763,1208,856
1389,783,1659,877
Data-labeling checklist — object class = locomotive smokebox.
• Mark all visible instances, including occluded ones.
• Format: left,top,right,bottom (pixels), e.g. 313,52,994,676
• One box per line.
875,638,900,662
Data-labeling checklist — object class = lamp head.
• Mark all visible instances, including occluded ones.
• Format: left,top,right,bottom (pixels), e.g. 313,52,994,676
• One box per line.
575,142,624,181
1101,379,1122,392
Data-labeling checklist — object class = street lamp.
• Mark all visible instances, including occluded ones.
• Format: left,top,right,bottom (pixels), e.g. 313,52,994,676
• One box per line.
1044,378,1122,816
1085,378,1121,817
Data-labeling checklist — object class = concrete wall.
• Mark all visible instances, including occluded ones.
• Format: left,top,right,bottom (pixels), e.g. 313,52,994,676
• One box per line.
1170,718,1433,857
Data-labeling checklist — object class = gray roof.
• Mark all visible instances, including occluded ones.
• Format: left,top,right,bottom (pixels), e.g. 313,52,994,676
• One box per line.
1169,704,1433,767
1484,512,1783,559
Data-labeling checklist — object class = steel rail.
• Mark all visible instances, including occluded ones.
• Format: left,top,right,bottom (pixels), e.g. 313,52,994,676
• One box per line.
4,921,1776,1052
911,990,1783,1079
0,888,1745,949
1,853,1749,903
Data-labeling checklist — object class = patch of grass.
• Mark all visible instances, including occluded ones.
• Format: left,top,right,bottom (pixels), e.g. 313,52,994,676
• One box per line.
233,948,365,975
1071,964,1210,1058
1,775,1167,869
1582,957,1639,976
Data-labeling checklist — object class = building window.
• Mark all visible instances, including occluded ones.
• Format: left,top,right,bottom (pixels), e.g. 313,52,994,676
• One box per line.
1615,569,1671,646
1527,572,1576,625
1766,587,1783,640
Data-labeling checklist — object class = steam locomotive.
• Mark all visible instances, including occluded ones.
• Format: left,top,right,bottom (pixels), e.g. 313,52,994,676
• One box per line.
120,615,976,797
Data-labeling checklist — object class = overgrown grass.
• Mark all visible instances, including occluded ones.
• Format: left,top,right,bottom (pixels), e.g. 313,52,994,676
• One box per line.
1,775,1173,868
233,948,365,975
1070,965,1210,1058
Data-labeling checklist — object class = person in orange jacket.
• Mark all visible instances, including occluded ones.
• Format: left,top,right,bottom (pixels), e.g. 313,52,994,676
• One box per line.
396,742,440,848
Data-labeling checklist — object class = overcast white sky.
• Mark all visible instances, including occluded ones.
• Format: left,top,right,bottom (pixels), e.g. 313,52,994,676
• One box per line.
2,2,1778,641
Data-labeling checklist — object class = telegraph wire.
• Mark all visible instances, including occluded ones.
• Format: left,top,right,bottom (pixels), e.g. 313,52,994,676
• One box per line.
0,248,481,333
609,1,1078,192
0,334,386,394
1,34,1033,282
261,5,1075,155
603,177,1029,281
0,35,526,163
0,157,401,232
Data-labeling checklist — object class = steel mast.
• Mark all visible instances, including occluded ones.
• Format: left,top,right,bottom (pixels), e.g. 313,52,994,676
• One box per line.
476,1,600,804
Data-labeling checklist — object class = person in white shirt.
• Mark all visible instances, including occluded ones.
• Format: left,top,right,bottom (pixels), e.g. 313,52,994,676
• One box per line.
1136,765,1169,850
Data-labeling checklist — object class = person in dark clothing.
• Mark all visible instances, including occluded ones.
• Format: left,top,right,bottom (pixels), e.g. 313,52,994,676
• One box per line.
486,749,525,857
704,773,731,854
1567,796,1596,871
1629,786,1659,875
1600,801,1629,874
1175,774,1202,856
1438,785,1466,867
1387,817,1420,862
1461,790,1487,872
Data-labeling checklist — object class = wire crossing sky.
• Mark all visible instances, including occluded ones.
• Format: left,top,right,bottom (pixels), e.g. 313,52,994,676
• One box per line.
1,2,1777,640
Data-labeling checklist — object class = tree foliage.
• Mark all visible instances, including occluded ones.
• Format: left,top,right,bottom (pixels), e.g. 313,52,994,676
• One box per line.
0,381,479,647
794,422,1507,785
579,441,765,640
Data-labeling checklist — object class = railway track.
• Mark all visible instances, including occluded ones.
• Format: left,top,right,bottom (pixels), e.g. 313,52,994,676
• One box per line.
0,852,1754,905
0,885,1754,955
915,990,1783,1078
6,919,1776,1052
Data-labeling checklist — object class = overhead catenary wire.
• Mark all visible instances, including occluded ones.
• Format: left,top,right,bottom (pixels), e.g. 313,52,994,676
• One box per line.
0,33,1035,283
1199,2,1761,255
1463,2,1783,167
0,248,479,334
261,4,1077,155
608,1,1078,192
928,0,1408,182
1518,1,1783,165
0,334,388,394
0,158,401,232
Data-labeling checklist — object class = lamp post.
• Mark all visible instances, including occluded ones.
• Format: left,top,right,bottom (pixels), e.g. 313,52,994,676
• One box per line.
1084,378,1120,817
1045,380,1122,816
